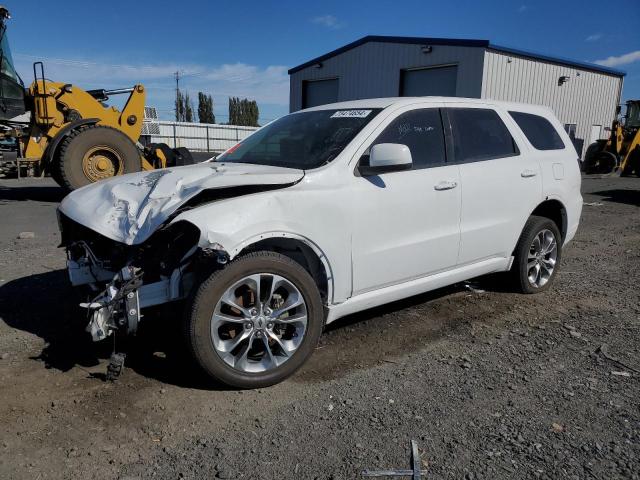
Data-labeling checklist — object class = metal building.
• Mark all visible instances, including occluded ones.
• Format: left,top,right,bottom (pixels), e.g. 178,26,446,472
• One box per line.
288,36,625,156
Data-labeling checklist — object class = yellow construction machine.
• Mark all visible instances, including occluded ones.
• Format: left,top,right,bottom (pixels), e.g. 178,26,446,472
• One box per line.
583,100,640,176
0,6,192,191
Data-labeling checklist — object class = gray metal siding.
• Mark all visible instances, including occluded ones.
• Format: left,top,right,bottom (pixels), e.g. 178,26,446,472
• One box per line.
289,42,485,112
482,50,623,156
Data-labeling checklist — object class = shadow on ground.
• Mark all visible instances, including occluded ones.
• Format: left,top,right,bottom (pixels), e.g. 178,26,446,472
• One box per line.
592,189,640,207
0,185,66,203
0,268,513,388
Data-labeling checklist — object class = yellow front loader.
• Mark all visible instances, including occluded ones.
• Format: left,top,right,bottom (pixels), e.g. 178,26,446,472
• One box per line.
583,100,640,177
0,6,192,191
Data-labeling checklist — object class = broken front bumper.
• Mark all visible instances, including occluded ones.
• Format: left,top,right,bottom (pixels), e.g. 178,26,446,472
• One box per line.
67,244,194,342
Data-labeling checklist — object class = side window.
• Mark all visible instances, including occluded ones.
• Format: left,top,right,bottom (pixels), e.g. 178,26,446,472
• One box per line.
447,108,519,162
363,108,446,169
510,111,566,151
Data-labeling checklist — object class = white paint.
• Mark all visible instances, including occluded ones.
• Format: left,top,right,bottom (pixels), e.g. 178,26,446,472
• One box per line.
62,97,582,323
58,162,304,245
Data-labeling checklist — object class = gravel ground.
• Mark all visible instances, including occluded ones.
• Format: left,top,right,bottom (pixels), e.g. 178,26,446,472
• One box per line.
0,176,638,480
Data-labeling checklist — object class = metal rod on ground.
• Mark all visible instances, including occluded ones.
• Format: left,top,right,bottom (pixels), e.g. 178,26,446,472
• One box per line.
361,440,427,478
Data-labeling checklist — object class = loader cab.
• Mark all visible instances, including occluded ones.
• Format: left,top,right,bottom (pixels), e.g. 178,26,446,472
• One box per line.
623,100,640,129
0,9,26,121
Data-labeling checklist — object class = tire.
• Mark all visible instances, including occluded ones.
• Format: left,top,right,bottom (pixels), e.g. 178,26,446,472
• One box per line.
185,251,324,388
511,215,562,294
55,125,141,191
583,140,605,173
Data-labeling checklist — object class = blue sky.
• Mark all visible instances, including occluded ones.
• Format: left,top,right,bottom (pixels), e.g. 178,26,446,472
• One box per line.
7,0,640,123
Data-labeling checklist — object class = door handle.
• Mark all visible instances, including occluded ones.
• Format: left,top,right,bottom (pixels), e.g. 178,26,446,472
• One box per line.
434,181,458,191
521,169,538,178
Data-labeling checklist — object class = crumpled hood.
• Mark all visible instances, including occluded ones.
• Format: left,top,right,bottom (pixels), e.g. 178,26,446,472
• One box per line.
58,162,304,245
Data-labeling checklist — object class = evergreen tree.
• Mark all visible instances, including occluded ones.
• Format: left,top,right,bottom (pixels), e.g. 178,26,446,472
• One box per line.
175,90,185,121
228,97,259,126
184,92,194,122
198,92,215,123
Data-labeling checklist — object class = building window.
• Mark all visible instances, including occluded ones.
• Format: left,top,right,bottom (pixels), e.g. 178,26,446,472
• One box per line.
400,65,458,97
302,78,339,109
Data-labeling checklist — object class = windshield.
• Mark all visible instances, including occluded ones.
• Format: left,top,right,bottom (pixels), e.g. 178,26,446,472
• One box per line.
626,101,640,129
218,108,381,169
0,28,22,85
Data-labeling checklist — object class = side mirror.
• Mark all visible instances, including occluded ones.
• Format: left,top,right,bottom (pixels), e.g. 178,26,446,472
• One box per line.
359,143,412,176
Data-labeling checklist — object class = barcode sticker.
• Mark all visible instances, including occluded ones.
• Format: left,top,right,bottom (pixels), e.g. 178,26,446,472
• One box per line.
330,110,372,118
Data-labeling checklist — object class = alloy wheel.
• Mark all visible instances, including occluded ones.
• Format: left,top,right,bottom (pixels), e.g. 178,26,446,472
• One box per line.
211,273,308,373
527,229,558,288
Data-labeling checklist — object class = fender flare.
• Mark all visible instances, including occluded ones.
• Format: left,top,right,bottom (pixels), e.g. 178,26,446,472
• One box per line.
225,231,335,304
43,118,101,167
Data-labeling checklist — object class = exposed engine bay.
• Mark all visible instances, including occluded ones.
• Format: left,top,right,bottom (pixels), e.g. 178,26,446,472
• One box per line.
59,213,226,343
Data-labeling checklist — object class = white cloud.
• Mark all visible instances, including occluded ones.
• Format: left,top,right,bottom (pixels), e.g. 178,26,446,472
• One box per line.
312,14,344,29
594,50,640,67
13,54,290,120
517,5,528,13
585,33,603,42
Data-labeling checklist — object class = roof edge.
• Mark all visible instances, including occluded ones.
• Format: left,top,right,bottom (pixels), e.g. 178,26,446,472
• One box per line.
488,44,626,77
288,35,626,78
288,35,489,74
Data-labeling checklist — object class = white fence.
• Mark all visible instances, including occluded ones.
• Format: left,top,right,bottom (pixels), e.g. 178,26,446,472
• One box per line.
140,119,258,153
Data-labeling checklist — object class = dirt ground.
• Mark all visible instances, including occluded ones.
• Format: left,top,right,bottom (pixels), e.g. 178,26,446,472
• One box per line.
0,176,638,480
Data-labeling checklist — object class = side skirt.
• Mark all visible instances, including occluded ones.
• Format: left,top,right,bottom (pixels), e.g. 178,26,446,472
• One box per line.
325,257,510,324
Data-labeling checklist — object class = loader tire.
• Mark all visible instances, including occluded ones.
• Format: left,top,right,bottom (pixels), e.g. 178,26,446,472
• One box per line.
56,125,141,191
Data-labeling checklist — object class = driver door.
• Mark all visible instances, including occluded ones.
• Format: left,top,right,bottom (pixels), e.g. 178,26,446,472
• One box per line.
350,106,461,295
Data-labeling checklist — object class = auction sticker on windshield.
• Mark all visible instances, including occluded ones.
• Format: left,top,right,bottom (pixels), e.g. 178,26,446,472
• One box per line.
330,110,372,118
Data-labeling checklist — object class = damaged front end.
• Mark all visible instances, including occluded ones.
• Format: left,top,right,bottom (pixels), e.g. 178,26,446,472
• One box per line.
59,213,225,342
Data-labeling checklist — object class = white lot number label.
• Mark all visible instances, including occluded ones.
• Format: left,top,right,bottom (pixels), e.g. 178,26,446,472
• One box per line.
331,110,372,118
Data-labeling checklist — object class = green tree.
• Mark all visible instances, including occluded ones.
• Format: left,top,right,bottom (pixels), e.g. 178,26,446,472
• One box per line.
198,92,215,123
184,92,194,123
175,89,185,121
228,97,259,126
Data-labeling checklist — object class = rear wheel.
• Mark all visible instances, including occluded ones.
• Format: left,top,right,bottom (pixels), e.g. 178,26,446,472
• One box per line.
512,216,562,294
55,125,141,191
185,251,324,388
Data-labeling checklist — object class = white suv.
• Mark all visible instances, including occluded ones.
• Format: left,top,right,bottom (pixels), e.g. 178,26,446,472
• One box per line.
58,97,582,387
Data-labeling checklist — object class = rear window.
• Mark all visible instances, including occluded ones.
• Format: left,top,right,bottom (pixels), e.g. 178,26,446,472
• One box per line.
509,111,565,151
448,108,519,162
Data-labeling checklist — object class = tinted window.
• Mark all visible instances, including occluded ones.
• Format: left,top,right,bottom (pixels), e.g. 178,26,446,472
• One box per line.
219,108,380,170
510,111,565,150
448,108,518,162
364,109,446,169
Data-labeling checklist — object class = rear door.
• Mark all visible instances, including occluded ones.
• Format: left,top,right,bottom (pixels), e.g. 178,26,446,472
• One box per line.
445,106,542,264
351,105,461,294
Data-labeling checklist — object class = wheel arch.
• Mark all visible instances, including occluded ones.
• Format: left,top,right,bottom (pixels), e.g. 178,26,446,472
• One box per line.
229,233,333,305
530,198,568,241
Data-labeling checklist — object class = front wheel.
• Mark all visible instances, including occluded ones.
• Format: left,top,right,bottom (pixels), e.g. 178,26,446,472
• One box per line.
185,251,324,388
511,216,562,294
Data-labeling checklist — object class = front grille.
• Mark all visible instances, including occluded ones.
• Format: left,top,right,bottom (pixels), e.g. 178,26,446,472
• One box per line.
58,211,132,269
